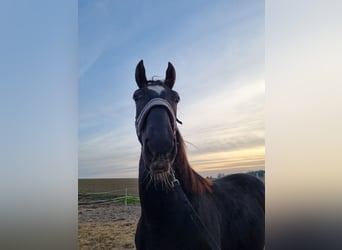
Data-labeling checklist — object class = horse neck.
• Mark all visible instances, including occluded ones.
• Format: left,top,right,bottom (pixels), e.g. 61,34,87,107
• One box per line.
174,131,212,195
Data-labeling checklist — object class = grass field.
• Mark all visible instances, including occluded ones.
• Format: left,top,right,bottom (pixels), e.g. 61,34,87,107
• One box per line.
78,178,140,250
79,178,139,196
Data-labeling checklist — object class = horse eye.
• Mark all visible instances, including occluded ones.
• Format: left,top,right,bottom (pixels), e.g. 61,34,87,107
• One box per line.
133,92,144,101
170,91,180,103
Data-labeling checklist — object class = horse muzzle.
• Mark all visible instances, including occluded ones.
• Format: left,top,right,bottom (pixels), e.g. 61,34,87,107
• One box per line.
150,158,172,174
143,139,177,174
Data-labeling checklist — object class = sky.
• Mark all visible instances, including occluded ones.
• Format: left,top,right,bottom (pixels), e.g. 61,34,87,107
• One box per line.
79,0,264,178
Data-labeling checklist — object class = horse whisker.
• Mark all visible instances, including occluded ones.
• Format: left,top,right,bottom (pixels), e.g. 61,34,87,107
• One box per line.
147,167,174,192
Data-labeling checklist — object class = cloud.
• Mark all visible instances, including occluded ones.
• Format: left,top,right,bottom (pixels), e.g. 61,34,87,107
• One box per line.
179,79,264,145
79,125,140,178
177,79,265,175
78,1,264,178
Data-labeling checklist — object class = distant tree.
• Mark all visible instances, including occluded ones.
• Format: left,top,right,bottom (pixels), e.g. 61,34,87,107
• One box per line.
217,173,225,178
247,170,265,180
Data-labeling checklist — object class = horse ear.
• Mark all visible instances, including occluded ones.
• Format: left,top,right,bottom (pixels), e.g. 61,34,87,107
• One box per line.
135,60,147,88
165,62,176,89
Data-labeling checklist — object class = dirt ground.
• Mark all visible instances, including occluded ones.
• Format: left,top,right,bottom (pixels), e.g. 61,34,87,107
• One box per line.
78,202,141,250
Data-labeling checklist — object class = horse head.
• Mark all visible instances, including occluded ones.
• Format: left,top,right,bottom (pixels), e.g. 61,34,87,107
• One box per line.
133,60,180,188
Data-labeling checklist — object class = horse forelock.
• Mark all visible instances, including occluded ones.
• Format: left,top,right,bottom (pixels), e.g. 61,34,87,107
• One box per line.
147,79,163,85
174,131,212,194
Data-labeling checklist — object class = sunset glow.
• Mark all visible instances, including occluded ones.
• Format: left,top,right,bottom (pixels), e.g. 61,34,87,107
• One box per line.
189,146,264,175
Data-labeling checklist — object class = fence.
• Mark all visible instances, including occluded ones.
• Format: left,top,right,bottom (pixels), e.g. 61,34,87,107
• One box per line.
78,188,139,206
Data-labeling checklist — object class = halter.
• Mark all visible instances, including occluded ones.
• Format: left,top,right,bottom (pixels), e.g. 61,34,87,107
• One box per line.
135,98,177,139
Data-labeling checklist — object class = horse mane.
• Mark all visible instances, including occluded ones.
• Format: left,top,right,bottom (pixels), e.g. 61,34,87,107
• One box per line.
147,79,162,84
174,130,213,194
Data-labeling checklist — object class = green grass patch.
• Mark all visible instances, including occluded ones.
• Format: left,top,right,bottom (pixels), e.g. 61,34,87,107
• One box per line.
115,196,140,204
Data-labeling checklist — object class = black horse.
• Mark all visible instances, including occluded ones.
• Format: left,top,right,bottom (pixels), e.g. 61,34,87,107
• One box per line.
133,60,264,250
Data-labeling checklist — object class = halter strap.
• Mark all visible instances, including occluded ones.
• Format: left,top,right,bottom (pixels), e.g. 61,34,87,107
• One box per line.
135,98,177,139
172,181,221,250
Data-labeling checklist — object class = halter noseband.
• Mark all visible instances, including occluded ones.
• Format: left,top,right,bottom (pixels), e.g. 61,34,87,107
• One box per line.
135,98,177,139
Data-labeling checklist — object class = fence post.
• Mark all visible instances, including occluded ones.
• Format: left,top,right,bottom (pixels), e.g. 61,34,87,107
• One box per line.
125,188,128,206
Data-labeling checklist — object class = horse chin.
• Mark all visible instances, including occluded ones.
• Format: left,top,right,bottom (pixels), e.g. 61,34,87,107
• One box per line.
148,160,175,191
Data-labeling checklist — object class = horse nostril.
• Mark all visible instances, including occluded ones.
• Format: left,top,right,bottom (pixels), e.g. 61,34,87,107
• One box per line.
145,138,176,162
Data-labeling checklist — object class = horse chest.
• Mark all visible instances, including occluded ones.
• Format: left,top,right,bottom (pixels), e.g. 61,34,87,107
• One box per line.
137,186,221,250
138,214,217,250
